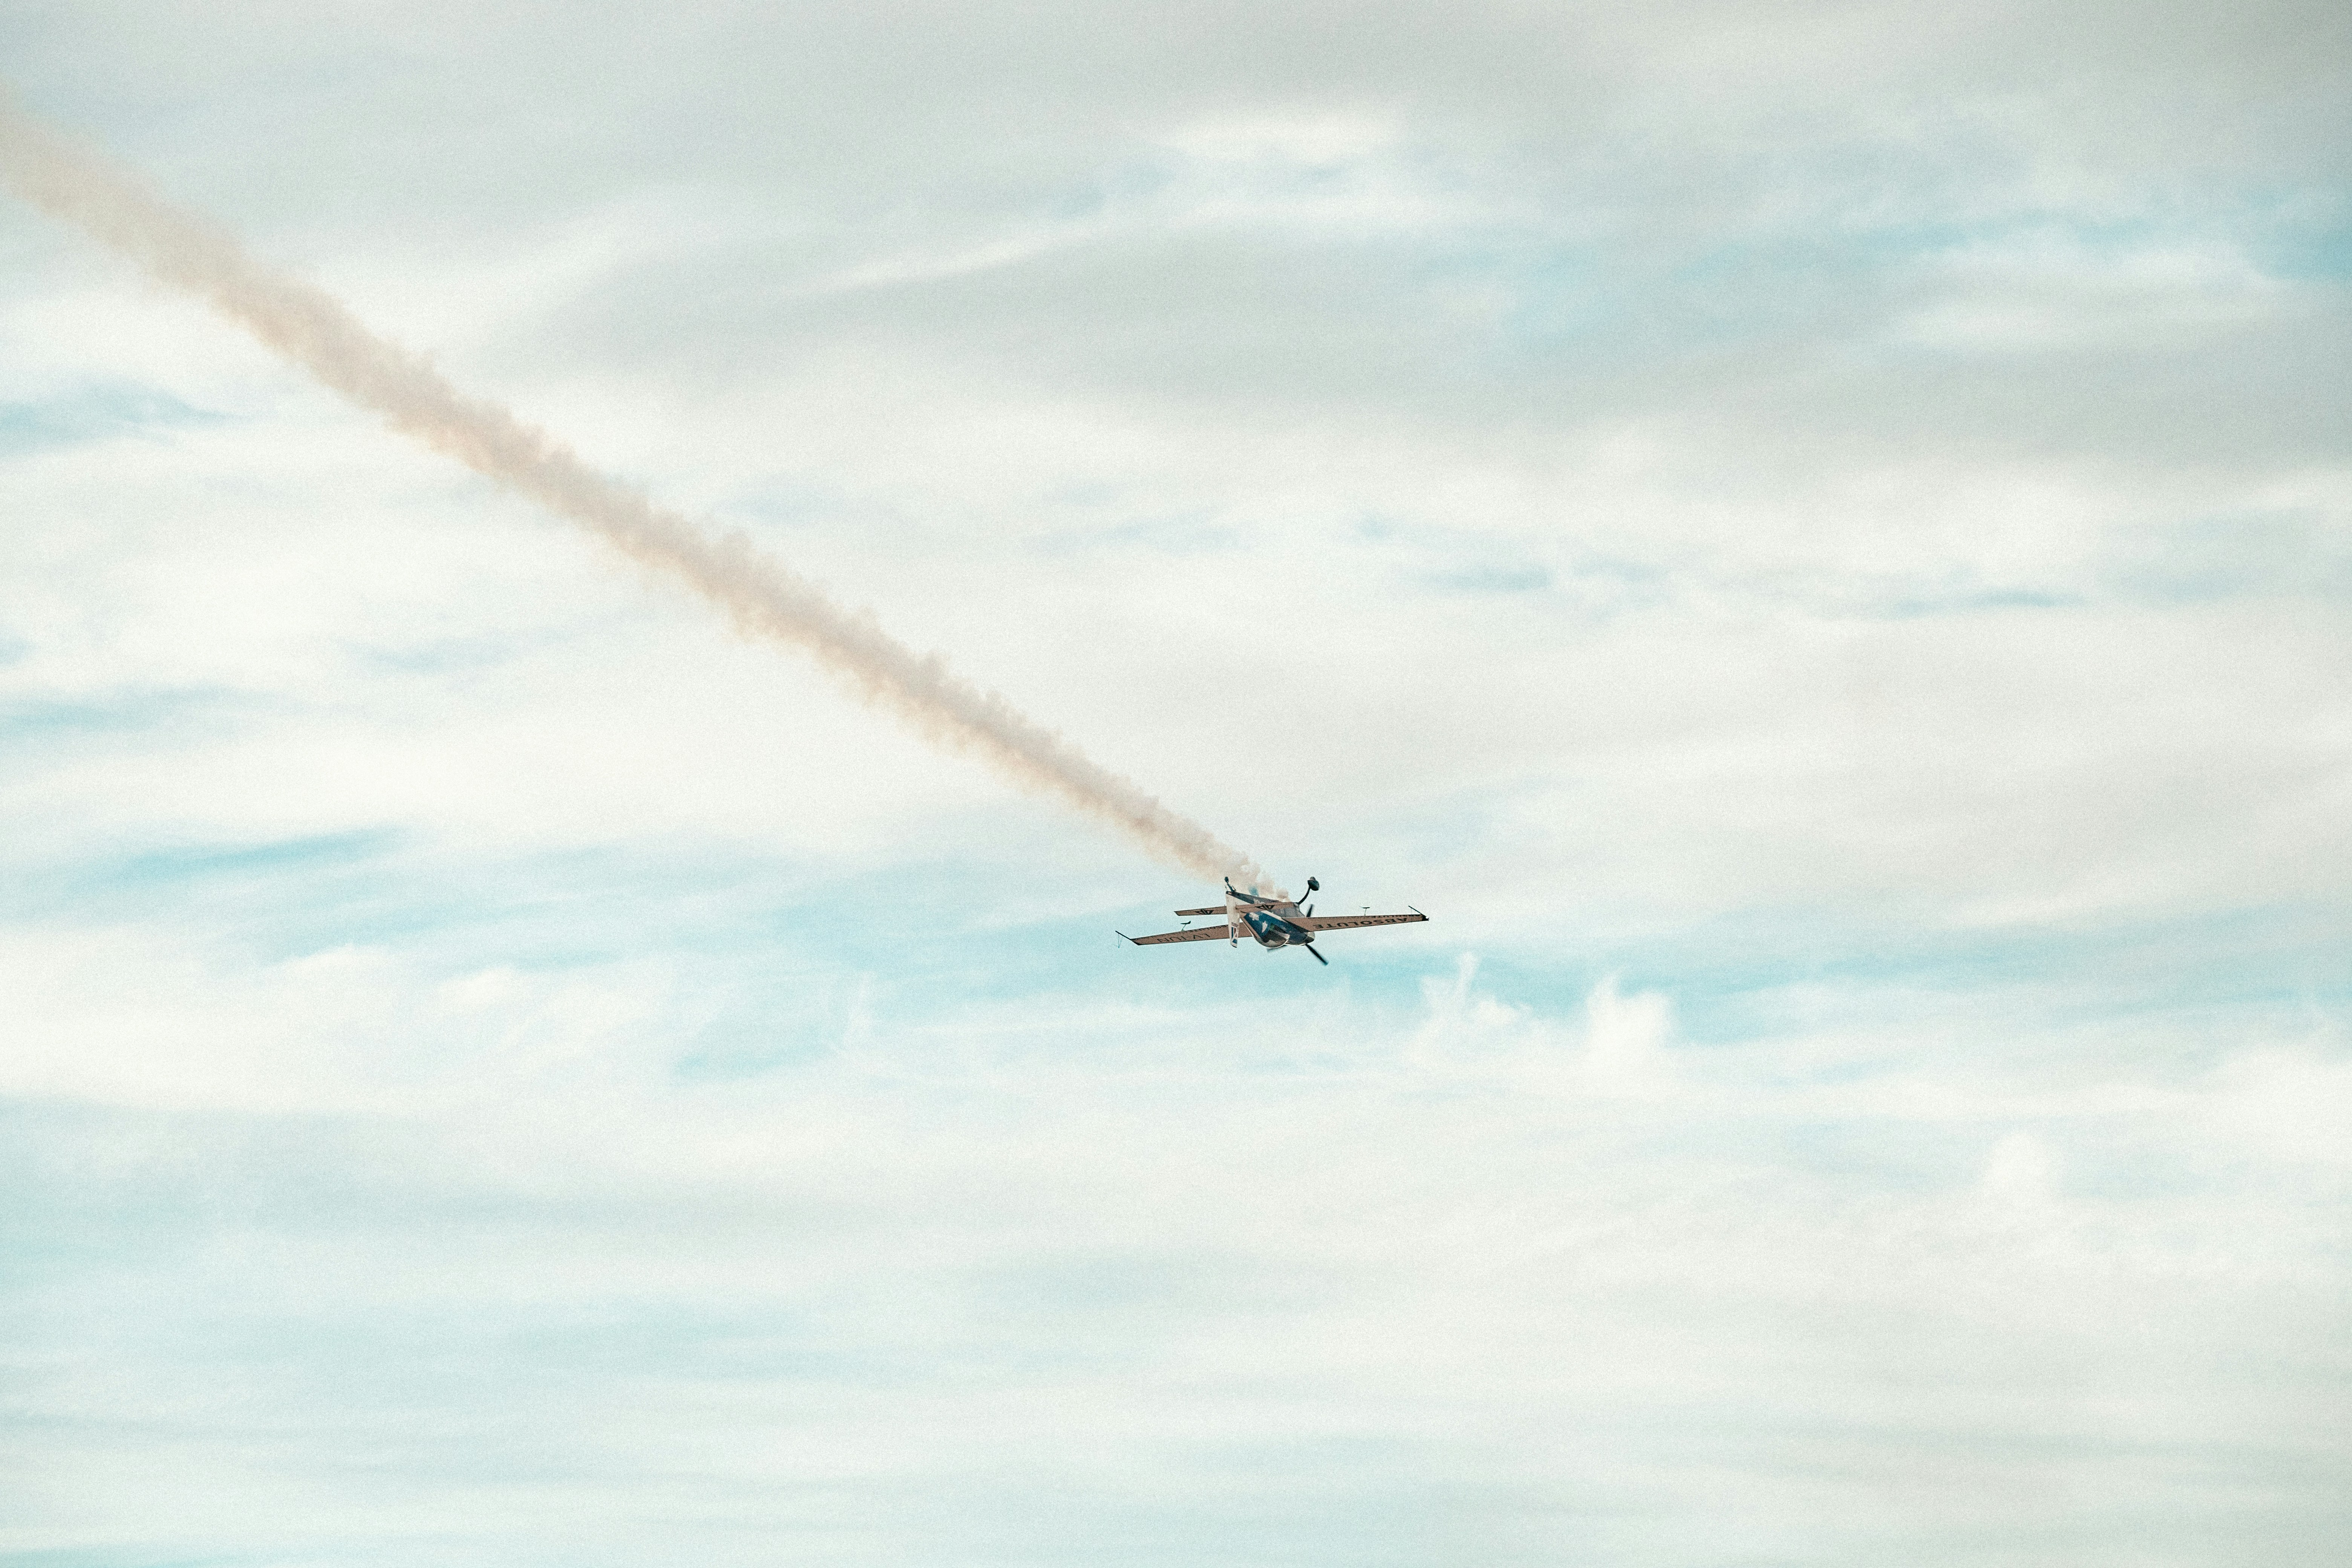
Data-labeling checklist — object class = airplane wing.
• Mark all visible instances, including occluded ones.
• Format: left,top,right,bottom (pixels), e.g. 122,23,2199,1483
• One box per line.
1296,912,1428,932
1173,906,1225,917
1123,924,1233,946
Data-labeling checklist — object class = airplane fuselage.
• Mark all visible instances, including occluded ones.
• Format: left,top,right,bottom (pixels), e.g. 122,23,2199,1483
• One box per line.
1228,886,1314,950
1240,907,1312,949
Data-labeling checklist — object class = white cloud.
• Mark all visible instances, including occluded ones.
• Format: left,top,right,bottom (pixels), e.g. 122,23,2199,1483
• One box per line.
1901,230,2292,351
2,1,2345,1557
4,933,2342,1558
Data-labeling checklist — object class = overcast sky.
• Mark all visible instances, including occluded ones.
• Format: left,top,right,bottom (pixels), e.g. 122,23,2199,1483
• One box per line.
3,3,2347,1564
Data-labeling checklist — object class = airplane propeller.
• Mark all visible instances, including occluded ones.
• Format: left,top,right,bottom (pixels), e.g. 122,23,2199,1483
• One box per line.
1303,942,1328,965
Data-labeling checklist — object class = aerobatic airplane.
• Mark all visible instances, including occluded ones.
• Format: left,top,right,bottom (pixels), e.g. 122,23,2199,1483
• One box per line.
1118,877,1426,965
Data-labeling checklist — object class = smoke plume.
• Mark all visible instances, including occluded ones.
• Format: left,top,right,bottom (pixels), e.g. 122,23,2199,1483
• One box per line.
0,96,1262,890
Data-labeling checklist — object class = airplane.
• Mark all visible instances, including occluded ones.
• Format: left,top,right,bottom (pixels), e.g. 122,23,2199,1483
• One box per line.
1117,877,1426,965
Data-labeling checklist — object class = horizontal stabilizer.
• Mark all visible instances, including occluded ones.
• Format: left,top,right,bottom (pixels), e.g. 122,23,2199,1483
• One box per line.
1295,912,1428,933
1125,924,1234,946
1173,906,1225,917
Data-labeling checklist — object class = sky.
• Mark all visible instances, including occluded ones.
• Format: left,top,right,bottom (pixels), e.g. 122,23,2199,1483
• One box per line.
2,3,2347,1563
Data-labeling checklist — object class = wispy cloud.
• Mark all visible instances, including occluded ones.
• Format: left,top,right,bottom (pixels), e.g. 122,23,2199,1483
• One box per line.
0,1,2344,1559
5,933,2341,1559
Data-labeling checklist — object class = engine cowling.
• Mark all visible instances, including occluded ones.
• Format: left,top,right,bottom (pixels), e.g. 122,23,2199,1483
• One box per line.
1245,911,1305,949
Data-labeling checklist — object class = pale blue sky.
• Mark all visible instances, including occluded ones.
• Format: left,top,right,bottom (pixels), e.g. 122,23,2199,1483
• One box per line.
2,3,2347,1563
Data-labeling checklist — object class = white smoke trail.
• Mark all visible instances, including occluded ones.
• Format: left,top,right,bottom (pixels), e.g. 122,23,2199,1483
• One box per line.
0,96,1263,890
